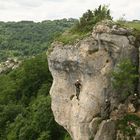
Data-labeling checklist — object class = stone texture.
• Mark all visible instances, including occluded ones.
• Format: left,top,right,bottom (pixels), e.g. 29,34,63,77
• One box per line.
110,104,127,120
48,20,139,140
94,120,116,140
89,117,102,139
128,103,136,113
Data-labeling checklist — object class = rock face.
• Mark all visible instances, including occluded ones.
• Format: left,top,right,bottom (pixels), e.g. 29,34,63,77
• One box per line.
94,120,116,140
48,20,139,140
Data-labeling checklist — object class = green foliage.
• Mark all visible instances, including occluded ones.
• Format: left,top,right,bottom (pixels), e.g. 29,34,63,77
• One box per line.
0,54,69,140
124,21,140,31
63,133,72,140
37,131,51,140
74,5,112,32
0,19,76,62
111,59,138,100
124,21,140,43
56,30,90,45
55,5,112,45
116,20,140,42
93,5,112,23
117,114,140,136
77,9,95,32
0,75,18,104
0,104,25,139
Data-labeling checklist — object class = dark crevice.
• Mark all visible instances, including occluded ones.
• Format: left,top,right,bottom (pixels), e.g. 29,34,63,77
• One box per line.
70,95,75,100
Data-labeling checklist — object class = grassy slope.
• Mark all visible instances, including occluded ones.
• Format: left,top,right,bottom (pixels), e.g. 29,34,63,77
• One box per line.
125,21,140,31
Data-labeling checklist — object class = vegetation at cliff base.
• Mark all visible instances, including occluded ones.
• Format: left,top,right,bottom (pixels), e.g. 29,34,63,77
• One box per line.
0,5,113,139
0,54,70,140
117,114,140,137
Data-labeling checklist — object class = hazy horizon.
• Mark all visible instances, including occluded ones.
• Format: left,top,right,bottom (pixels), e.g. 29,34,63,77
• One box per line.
0,0,140,22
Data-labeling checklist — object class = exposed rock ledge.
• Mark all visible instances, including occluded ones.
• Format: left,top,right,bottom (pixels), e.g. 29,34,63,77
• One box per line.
48,20,139,140
0,58,21,74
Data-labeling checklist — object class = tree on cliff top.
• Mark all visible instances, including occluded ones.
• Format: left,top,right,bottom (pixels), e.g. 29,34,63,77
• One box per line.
94,5,112,23
56,5,113,45
74,5,112,32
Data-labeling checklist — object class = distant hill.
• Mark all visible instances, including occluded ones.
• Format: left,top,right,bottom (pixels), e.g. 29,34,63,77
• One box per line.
0,18,77,62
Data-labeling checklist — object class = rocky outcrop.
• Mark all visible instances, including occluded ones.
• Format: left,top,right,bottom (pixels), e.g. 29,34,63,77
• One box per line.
48,20,139,140
0,58,21,74
94,120,116,140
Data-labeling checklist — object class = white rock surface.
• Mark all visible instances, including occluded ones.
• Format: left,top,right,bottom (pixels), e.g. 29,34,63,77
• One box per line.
48,20,138,140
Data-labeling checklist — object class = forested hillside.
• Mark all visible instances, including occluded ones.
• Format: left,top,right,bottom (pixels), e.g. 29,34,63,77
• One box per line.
0,4,139,140
0,54,71,140
0,6,113,140
0,19,76,62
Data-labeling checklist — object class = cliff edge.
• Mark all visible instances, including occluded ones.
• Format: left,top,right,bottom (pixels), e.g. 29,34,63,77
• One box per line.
48,20,140,140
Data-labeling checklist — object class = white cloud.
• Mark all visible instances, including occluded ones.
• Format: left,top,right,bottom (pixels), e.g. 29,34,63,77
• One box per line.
109,0,140,20
0,0,139,21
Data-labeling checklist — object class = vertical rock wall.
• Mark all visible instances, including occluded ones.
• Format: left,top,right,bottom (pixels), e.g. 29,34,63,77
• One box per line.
48,20,139,140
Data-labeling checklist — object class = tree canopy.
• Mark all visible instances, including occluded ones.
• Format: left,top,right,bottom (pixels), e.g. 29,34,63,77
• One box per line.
0,54,71,140
74,5,112,32
0,19,77,62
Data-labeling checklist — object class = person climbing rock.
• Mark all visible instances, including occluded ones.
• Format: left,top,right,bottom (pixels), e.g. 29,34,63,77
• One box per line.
75,80,81,100
101,99,111,120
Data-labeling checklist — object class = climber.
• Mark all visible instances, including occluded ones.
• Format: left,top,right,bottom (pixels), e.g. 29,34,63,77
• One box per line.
75,80,82,100
101,99,111,120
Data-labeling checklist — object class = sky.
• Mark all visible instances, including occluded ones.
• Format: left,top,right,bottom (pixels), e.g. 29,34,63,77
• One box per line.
0,0,139,22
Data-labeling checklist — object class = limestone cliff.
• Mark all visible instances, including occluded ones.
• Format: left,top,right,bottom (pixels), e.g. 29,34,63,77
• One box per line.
48,20,140,140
